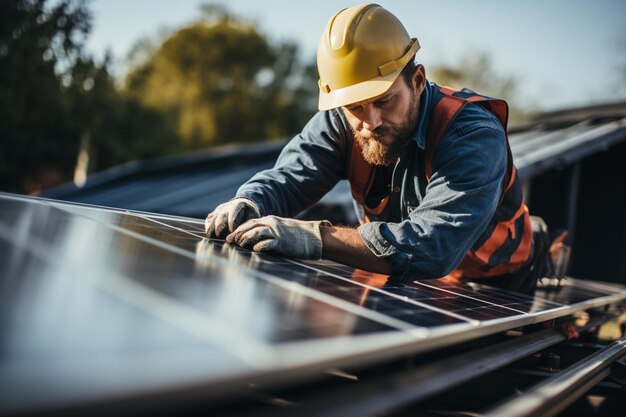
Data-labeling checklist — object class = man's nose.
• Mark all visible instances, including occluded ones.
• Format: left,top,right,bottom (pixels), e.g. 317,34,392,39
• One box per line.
361,105,382,131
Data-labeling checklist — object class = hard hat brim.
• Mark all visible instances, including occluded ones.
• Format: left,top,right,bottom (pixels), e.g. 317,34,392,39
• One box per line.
317,67,403,111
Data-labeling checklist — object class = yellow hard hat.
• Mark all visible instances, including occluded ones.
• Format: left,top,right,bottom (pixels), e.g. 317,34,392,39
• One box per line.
317,3,420,111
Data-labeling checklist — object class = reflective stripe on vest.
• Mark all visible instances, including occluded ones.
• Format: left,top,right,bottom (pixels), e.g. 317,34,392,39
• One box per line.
348,84,532,278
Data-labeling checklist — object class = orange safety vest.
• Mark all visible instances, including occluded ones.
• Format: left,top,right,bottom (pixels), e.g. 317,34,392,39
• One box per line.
348,85,532,279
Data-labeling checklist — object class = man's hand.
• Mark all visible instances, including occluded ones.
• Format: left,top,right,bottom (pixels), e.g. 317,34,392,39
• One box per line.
226,216,331,259
205,198,260,238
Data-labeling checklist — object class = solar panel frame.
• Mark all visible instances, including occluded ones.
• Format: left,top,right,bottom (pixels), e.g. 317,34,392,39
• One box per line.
1,192,625,415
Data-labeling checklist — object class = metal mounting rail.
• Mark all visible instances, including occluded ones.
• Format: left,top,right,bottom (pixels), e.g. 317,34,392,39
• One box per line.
253,315,612,417
482,335,626,417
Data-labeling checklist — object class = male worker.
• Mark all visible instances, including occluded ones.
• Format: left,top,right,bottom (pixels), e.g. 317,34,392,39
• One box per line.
205,3,547,292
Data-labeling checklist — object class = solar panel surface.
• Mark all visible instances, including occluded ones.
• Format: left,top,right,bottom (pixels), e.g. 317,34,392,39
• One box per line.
1,193,625,414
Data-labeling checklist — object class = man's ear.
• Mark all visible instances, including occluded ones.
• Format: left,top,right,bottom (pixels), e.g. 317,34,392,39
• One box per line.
413,64,426,94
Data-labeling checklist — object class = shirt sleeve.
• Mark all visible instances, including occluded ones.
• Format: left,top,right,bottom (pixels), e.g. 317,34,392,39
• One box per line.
357,104,508,281
236,109,350,217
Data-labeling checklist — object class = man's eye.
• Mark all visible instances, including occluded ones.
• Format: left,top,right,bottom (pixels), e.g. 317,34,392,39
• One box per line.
376,97,393,106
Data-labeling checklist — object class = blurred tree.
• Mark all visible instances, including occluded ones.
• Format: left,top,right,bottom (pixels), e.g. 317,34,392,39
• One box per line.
0,0,180,194
124,5,317,149
428,53,530,123
0,0,90,193
65,55,180,183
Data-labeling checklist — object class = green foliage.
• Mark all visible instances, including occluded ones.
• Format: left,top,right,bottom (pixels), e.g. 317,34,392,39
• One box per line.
65,56,180,170
3,1,528,194
0,0,89,192
124,7,317,149
0,0,180,193
0,1,317,193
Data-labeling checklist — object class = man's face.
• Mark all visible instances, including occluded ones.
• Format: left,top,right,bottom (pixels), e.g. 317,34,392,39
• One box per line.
342,68,422,166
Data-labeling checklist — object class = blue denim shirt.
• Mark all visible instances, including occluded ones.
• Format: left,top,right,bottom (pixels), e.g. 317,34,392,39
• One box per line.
236,81,507,281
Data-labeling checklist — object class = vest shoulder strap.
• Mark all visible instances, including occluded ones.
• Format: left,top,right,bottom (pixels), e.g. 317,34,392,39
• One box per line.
425,86,513,194
349,85,512,203
424,90,466,181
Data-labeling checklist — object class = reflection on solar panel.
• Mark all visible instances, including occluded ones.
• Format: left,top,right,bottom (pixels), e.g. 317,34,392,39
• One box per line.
1,193,625,415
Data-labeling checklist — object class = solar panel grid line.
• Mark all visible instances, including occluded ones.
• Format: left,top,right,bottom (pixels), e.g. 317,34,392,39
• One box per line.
0,215,278,368
52,202,209,262
296,259,626,327
130,218,426,334
77,259,280,367
133,212,206,239
125,214,488,331
51,202,417,334
4,197,460,402
266,309,552,371
197,242,480,327
3,197,425,376
313,264,523,314
332,266,532,322
264,276,623,368
5,193,626,417
420,282,557,308
305,260,355,274
14,195,626,327
426,280,625,324
287,259,480,325
241,270,420,333
143,214,205,227
413,281,535,315
241,264,446,334
7,196,624,332
50,198,203,237
133,236,421,333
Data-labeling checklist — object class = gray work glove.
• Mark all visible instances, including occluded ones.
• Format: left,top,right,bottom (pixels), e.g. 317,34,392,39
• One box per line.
205,198,261,238
226,215,331,260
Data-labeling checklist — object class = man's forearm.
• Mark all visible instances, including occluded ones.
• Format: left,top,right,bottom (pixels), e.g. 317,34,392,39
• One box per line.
320,226,392,275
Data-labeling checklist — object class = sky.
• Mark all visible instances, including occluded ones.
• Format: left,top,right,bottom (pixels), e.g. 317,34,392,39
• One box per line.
86,0,626,111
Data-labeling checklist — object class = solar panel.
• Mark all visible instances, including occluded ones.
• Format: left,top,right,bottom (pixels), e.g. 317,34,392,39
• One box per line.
1,193,625,415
